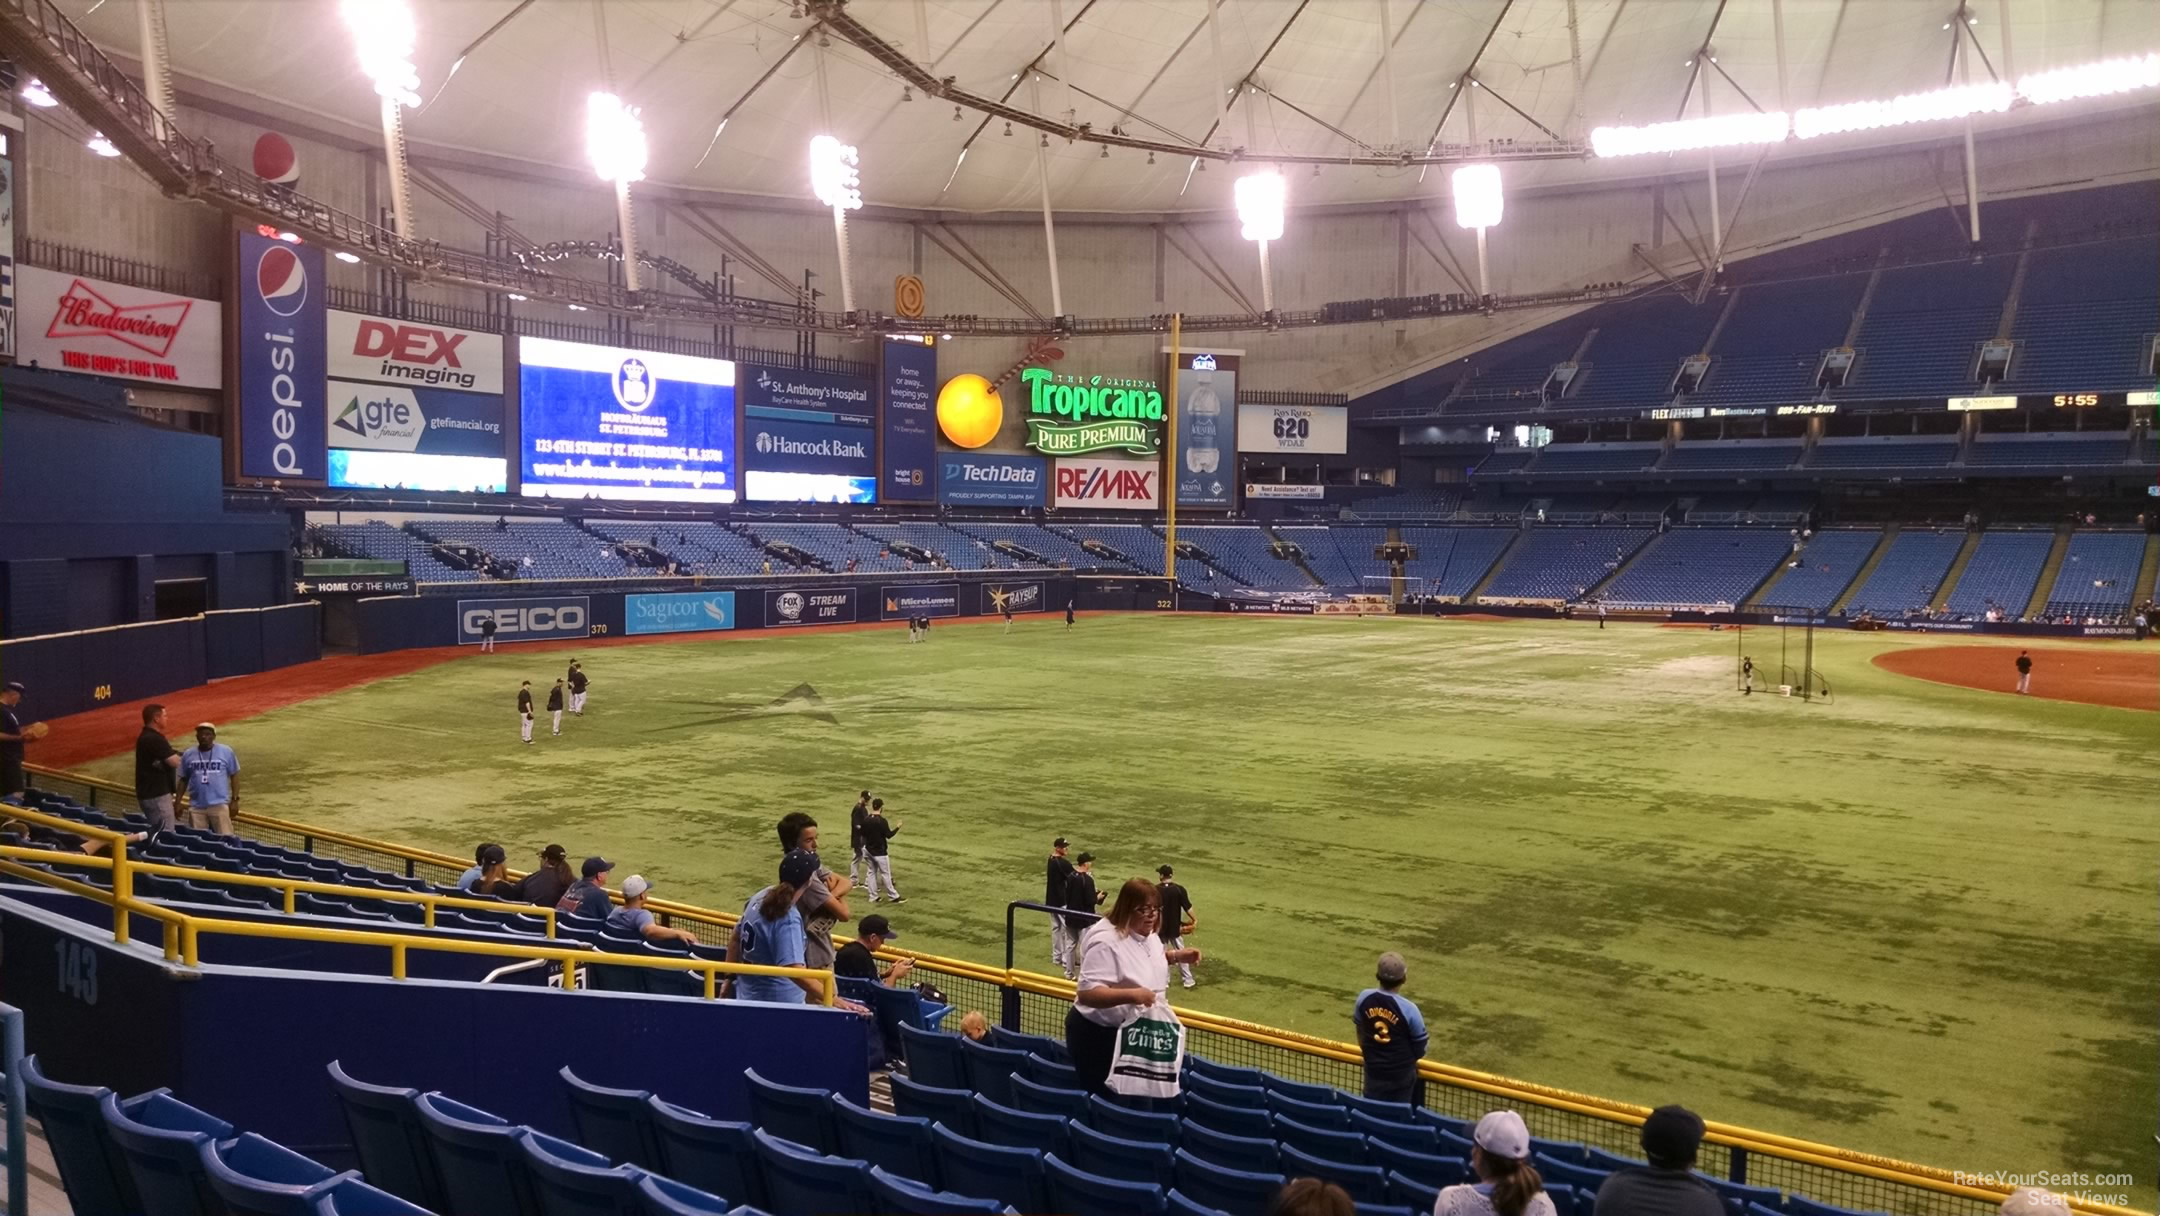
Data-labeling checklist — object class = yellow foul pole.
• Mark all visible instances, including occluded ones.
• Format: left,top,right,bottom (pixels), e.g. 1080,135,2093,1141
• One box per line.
1165,313,1181,592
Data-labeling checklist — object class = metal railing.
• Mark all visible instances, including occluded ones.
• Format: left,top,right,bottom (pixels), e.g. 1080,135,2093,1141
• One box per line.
0,1002,23,1216
18,766,2147,1216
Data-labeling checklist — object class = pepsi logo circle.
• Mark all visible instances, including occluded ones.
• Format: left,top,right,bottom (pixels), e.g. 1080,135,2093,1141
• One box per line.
256,245,309,317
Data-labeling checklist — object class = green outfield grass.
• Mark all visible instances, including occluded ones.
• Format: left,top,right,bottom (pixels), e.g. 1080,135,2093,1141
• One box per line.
86,615,2156,1198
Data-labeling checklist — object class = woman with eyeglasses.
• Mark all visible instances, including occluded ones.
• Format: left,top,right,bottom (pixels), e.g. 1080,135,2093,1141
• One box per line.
1066,877,1203,1096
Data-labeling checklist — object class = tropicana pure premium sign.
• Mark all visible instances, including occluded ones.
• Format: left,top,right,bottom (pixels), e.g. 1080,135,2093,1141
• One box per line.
1021,366,1164,456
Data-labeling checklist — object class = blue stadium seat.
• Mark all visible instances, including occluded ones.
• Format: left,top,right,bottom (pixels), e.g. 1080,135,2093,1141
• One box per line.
196,1134,351,1216
1365,1140,1470,1190
1185,1059,1269,1089
1338,1094,1419,1122
1265,1091,1353,1129
1184,1073,1269,1108
1021,1053,1080,1090
1530,1136,1591,1166
1167,1188,1231,1216
956,1038,1029,1106
1700,1173,1786,1213
1044,1153,1168,1216
1008,1074,1091,1119
742,1070,836,1155
865,1166,1008,1215
634,1174,736,1216
100,1090,233,1216
1277,1143,1391,1205
1413,1109,1473,1139
1386,1170,1442,1211
1175,1120,1279,1174
897,1025,968,1090
1085,1094,1179,1145
889,1075,977,1138
1180,1091,1274,1139
1533,1153,1611,1193
1172,1149,1285,1214
1583,1146,1647,1172
310,1178,436,1216
1348,1109,1439,1151
986,1026,1068,1063
519,1130,645,1216
19,1054,143,1216
969,1094,1070,1157
1354,1206,1415,1216
1545,1182,1582,1216
827,1097,938,1188
749,1130,873,1216
1064,1121,1178,1187
410,1092,536,1216
646,1099,765,1212
930,1125,1050,1214
1273,1114,1368,1162
1260,1075,1342,1106
559,1068,663,1172
1435,1128,1476,1156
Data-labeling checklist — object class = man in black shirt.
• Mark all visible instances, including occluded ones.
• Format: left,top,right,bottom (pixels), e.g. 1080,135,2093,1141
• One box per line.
1062,852,1103,966
1352,952,1427,1103
478,615,497,652
849,791,872,888
517,681,535,745
1045,837,1075,974
861,798,903,902
833,913,914,986
2015,650,2033,694
546,678,567,736
1590,1105,1724,1216
1155,864,1197,989
133,703,180,831
0,682,41,799
567,661,590,715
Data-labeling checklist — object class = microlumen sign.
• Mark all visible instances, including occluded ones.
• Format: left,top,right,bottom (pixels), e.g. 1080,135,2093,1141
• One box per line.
1021,367,1165,456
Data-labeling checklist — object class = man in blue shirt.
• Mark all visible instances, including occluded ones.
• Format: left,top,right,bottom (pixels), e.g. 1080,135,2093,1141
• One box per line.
554,856,616,922
734,850,821,1004
177,724,240,835
605,875,700,945
1353,952,1428,1103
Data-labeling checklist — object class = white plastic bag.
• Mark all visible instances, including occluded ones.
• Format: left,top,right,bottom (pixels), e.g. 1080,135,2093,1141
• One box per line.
1106,996,1185,1098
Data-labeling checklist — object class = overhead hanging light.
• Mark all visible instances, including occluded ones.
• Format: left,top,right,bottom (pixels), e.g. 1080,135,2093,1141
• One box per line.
586,92,648,183
340,0,422,108
1794,81,2012,139
808,135,864,210
87,133,121,157
1450,163,1505,230
334,251,362,263
2018,51,2160,106
20,79,57,108
1234,170,1286,242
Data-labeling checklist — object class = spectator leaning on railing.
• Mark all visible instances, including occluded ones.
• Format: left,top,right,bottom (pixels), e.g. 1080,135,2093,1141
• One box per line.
606,875,699,946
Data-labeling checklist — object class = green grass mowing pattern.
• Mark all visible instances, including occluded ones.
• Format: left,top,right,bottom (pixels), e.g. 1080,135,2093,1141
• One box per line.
92,615,2157,1200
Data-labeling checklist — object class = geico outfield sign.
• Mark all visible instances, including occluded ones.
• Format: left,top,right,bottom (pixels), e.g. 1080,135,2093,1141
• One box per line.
1021,366,1164,456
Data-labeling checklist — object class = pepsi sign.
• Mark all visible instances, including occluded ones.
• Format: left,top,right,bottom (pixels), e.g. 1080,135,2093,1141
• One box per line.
456,596,592,645
237,230,327,479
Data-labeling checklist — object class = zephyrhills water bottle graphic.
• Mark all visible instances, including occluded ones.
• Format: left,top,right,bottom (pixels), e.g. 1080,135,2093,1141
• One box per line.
1185,379,1222,475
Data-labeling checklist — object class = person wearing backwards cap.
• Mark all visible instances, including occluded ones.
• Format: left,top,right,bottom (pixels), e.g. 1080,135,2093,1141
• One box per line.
1434,1110,1555,1216
519,844,574,908
177,724,240,835
1589,1104,1723,1216
606,875,699,945
732,849,826,1005
0,682,47,800
1354,952,1429,1103
555,856,616,921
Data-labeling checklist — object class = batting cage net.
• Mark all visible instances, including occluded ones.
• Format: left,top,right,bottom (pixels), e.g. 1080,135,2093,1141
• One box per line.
1736,607,1832,703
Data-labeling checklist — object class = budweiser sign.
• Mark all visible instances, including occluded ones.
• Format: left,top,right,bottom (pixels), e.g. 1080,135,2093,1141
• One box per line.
47,278,191,356
13,264,222,389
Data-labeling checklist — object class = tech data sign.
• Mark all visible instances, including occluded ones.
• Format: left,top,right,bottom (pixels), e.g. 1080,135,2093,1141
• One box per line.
457,596,591,645
1054,456,1160,510
1022,367,1165,456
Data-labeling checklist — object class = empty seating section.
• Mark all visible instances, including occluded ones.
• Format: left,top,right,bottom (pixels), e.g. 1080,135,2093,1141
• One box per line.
1966,434,2130,468
1805,438,1957,470
1597,529,1790,609
426,520,636,580
588,522,768,575
1448,319,1595,403
1400,528,1519,598
2005,238,2160,391
1943,530,2055,619
1841,530,1965,616
1343,488,1461,520
316,522,484,581
1694,276,1866,405
1523,444,1661,475
1283,526,1379,587
1178,527,1311,589
1762,530,1881,612
2044,532,2146,619
736,522,912,572
1840,257,2015,398
1660,441,1804,473
1474,450,1538,477
1568,296,1720,407
947,523,1098,568
1480,528,1652,601
1054,524,1166,574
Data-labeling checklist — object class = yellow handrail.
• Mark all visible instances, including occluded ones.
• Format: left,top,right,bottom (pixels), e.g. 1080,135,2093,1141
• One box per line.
120,859,559,937
17,766,2148,1215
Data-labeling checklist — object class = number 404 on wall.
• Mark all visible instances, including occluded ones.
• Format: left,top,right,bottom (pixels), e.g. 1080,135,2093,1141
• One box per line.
55,938,98,1005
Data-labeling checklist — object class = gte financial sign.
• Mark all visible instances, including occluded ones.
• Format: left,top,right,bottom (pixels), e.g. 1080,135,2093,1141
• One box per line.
1022,367,1164,456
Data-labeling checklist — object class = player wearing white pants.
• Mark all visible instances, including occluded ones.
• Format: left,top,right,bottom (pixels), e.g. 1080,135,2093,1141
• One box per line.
1044,837,1076,972
568,661,589,714
1156,866,1197,988
517,682,535,744
547,679,566,736
861,799,904,902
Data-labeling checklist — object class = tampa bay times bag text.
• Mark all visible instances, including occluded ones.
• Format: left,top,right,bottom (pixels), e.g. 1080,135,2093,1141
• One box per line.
1107,997,1185,1097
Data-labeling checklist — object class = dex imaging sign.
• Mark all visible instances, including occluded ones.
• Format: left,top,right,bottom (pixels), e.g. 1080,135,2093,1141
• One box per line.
457,596,591,645
237,231,327,479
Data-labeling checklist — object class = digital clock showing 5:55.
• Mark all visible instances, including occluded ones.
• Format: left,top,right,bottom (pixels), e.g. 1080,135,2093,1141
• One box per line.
2051,393,2102,407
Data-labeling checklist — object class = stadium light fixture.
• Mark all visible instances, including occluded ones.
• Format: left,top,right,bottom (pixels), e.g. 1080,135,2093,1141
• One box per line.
1451,163,1504,297
1234,170,1286,314
334,251,362,264
86,133,121,158
587,93,649,292
809,135,865,314
20,79,57,108
340,0,422,239
2017,51,2160,106
1591,111,1789,158
1793,81,2013,139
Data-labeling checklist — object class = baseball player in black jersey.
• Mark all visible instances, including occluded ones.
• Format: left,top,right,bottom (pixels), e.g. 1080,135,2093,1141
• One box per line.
546,679,566,736
567,661,589,715
517,681,535,745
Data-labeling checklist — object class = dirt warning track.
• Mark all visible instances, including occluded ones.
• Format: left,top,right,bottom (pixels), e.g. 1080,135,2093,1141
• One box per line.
1873,643,2158,711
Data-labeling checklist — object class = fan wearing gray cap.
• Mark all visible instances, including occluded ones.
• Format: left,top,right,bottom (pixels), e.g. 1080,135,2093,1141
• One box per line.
1589,1104,1724,1216
1353,953,1429,1104
605,875,698,945
1434,1110,1555,1216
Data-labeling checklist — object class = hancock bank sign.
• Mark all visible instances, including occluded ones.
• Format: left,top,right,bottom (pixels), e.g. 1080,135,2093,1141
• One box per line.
1021,366,1164,456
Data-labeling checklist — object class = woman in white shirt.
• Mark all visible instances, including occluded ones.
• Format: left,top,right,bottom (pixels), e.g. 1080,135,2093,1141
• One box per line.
1065,877,1203,1095
1433,1111,1556,1216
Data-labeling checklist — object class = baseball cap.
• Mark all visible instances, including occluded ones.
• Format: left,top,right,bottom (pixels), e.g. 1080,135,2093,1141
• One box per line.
1376,952,1408,985
620,875,652,900
780,848,819,887
4,682,24,694
1053,837,1069,849
1157,864,1173,877
1472,1111,1531,1160
859,914,897,939
1075,852,1094,865
195,722,216,732
1639,1105,1706,1167
582,856,614,878
540,844,567,863
478,843,507,866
